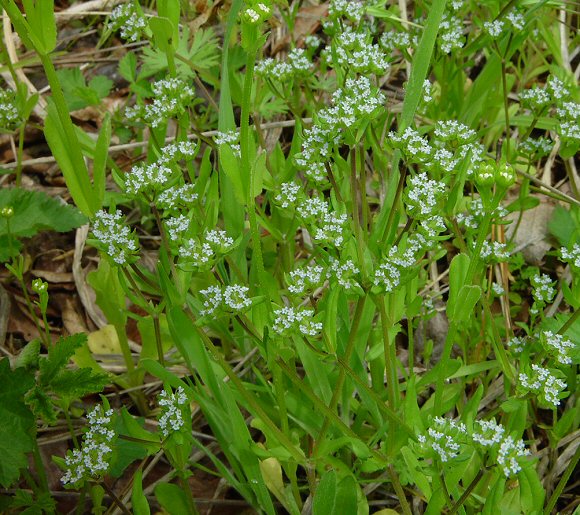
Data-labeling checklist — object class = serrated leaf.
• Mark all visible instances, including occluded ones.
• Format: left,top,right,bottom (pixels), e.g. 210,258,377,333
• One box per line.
0,359,35,488
119,52,137,82
0,188,87,243
56,67,113,111
48,368,108,400
26,387,57,424
140,27,219,79
39,333,87,385
14,339,41,369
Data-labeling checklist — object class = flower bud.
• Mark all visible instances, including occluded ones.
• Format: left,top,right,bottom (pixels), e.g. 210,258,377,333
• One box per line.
1,206,14,218
496,163,516,188
475,162,496,188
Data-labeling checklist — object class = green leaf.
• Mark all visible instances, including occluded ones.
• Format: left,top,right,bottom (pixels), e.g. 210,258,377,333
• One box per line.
447,253,470,319
110,409,159,478
56,68,113,111
313,470,337,515
0,187,87,239
39,333,87,385
48,368,108,400
549,205,578,247
154,483,190,515
119,52,138,82
92,114,111,209
132,469,150,515
44,101,94,216
140,27,220,79
0,359,35,488
452,284,482,323
14,339,41,369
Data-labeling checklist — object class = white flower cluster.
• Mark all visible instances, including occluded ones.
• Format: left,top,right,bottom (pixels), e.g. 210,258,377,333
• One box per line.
274,182,301,208
373,259,401,292
373,230,438,292
479,240,510,262
561,243,580,268
326,27,389,74
483,20,504,39
498,436,530,477
456,198,507,230
199,284,251,316
92,210,139,265
380,31,416,53
214,130,241,158
433,120,476,144
295,77,384,182
531,274,556,304
273,306,322,336
107,3,146,42
298,198,348,247
159,141,198,164
422,80,433,104
519,364,567,407
243,3,271,24
287,264,324,294
505,11,525,31
323,77,386,129
507,336,526,353
404,173,446,218
125,162,173,195
389,128,432,163
519,137,553,157
125,141,198,201
328,258,360,289
417,416,530,477
438,14,464,54
328,0,365,21
472,418,505,447
0,88,18,130
547,76,569,100
157,184,198,210
177,229,234,271
294,124,339,183
541,331,574,366
256,48,312,81
61,405,116,487
127,79,196,128
158,386,188,437
519,86,551,111
165,215,190,241
305,35,321,49
492,282,504,295
417,417,467,462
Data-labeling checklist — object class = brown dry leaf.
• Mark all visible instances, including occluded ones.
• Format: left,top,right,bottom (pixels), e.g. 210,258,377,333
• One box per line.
31,270,73,283
61,296,89,335
505,199,554,265
88,324,122,355
272,3,328,53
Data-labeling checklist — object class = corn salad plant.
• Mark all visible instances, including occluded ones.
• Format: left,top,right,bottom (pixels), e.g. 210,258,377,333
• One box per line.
0,0,579,513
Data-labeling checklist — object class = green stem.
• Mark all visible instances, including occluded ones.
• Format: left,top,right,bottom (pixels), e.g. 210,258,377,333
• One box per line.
557,308,580,336
188,310,305,464
241,45,267,299
15,122,25,187
153,311,165,366
381,161,407,245
434,325,458,416
544,440,580,514
498,46,511,157
388,465,412,515
377,294,399,409
449,467,485,514
38,53,92,205
350,146,365,271
313,296,367,457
